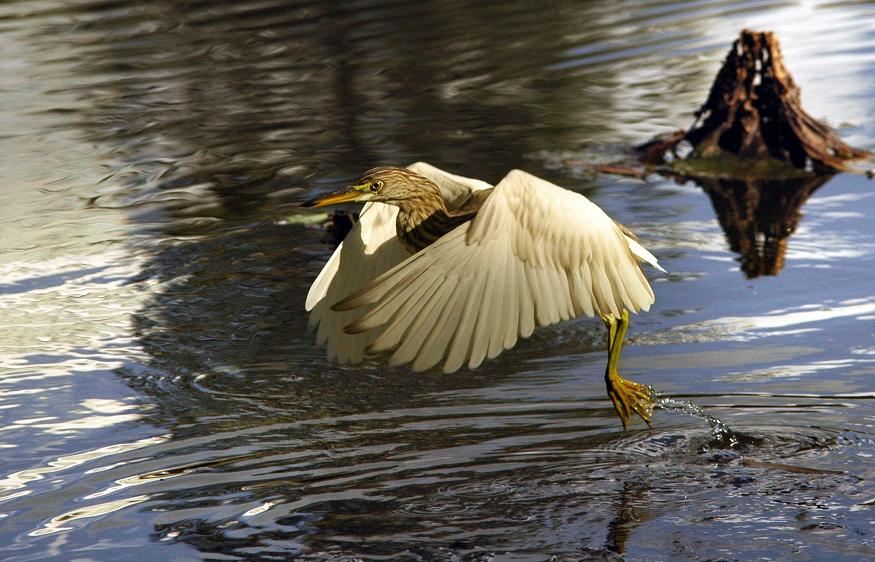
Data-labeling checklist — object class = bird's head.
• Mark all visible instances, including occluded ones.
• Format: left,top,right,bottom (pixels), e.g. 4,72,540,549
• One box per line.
301,167,435,208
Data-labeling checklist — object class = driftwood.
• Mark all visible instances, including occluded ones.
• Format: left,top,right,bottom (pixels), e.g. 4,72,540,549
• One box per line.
649,30,869,173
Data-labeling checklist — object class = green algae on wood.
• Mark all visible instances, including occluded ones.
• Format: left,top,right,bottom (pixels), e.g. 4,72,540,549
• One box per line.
669,154,813,181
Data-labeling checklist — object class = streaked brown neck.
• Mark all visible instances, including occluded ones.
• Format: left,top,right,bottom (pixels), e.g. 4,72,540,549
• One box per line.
394,182,457,254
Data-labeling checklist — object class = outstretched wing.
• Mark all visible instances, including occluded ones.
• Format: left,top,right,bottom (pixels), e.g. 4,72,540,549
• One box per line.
305,162,492,364
334,169,663,373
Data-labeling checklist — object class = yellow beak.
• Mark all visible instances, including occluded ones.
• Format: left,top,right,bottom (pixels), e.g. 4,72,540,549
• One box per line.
300,188,363,208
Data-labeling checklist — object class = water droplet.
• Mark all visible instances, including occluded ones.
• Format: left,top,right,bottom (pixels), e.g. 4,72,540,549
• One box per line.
648,386,738,448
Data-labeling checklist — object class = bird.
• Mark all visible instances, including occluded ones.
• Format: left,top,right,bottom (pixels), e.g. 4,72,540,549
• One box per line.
301,162,665,428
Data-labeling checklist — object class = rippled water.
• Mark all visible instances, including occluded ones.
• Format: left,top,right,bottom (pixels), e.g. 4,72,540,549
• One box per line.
2,1,875,560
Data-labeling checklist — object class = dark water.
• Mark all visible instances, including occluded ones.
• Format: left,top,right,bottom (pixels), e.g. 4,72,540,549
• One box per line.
2,1,875,560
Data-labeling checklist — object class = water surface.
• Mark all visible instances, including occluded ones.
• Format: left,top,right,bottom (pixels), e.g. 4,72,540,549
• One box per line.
1,1,875,560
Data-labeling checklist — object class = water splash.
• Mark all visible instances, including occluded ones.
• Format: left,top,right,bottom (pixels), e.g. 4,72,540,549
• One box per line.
649,386,738,447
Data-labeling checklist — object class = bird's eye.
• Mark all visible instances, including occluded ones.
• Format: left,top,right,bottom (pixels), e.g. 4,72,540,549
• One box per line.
370,181,383,192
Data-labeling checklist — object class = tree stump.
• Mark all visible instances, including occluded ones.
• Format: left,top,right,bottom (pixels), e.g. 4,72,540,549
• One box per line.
676,29,868,173
580,30,869,278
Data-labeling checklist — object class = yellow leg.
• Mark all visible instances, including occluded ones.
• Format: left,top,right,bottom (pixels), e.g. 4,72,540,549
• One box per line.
602,310,653,429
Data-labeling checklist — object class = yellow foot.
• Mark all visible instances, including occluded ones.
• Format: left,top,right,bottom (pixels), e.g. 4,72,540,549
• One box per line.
606,372,654,429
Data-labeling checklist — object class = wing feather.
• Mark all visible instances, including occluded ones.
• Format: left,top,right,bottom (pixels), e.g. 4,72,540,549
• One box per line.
487,247,509,359
368,273,444,353
445,269,487,372
578,263,596,316
389,277,455,367
502,261,521,349
345,267,427,334
516,259,536,339
469,258,498,369
413,277,465,371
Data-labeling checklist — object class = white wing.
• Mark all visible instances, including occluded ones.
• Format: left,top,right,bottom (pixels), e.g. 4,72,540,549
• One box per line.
305,162,492,363
406,161,493,209
334,169,663,373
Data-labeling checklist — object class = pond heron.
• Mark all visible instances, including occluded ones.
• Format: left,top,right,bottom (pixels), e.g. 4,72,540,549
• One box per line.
302,163,664,428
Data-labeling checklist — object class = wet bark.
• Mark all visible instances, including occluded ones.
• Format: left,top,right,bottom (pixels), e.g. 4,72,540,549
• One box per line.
664,30,868,173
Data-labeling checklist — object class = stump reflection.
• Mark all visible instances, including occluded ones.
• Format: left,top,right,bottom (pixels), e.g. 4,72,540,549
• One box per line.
693,174,832,278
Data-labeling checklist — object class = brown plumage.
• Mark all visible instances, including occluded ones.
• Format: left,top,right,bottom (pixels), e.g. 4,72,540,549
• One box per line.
355,167,493,254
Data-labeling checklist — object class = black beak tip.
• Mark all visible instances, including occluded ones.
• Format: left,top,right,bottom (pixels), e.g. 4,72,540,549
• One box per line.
299,199,317,208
